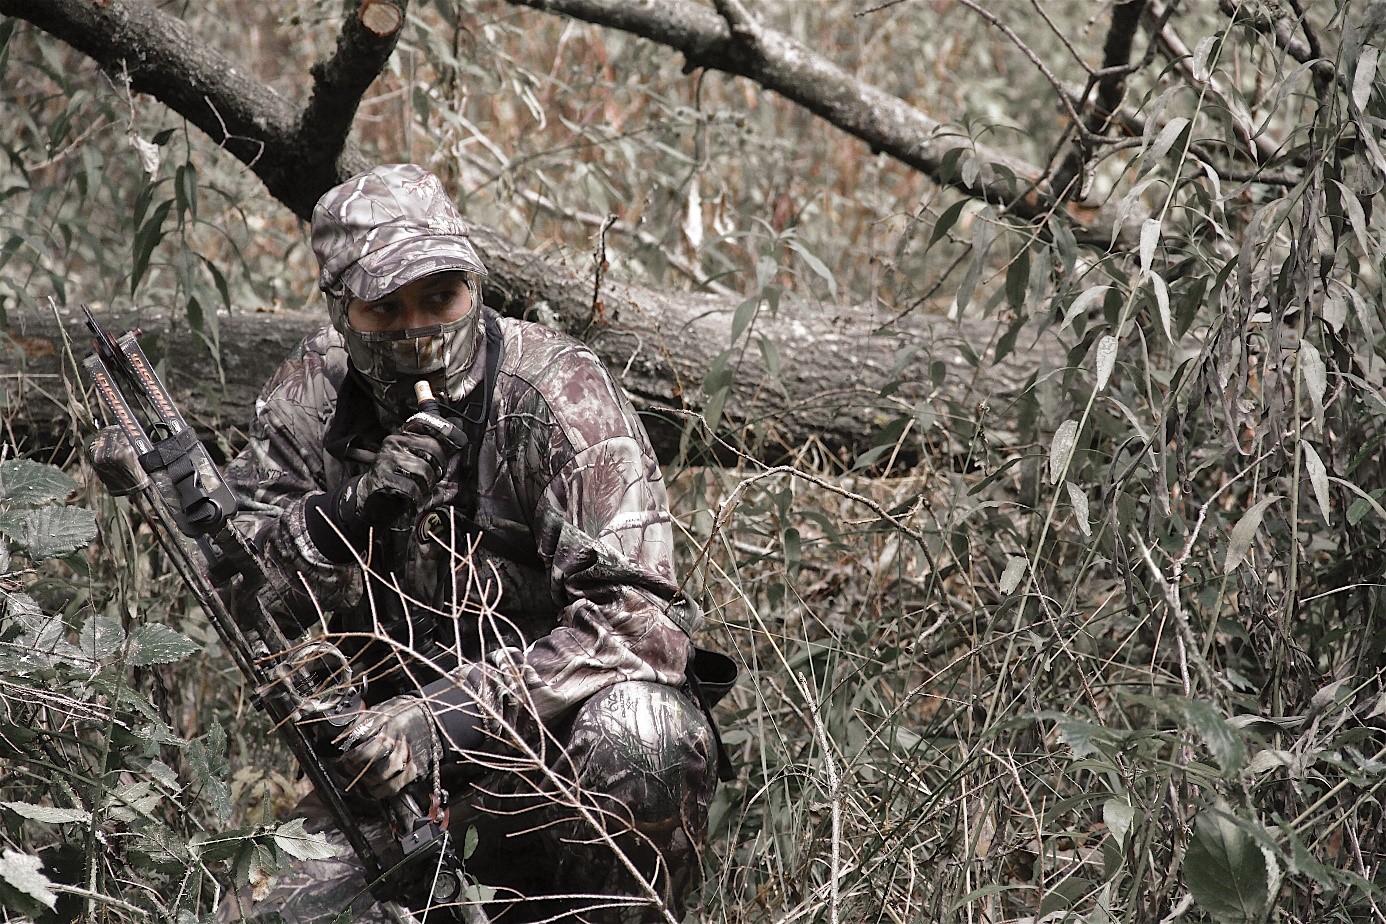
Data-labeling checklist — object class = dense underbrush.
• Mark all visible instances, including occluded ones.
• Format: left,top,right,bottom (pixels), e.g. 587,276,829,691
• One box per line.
4,1,1386,922
2,442,1384,922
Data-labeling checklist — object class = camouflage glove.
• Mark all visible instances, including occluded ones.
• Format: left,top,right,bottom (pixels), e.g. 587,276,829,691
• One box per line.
87,426,148,496
346,409,464,527
328,695,440,800
306,409,464,559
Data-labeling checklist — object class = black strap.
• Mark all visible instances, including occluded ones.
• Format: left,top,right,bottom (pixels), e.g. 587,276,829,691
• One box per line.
323,368,386,463
686,645,738,782
444,309,504,522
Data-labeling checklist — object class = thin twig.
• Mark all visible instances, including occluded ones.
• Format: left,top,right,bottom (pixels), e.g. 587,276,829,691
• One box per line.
954,0,1091,142
1028,0,1093,71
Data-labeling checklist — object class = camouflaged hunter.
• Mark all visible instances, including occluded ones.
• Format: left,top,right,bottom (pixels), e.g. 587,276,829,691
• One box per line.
216,165,727,924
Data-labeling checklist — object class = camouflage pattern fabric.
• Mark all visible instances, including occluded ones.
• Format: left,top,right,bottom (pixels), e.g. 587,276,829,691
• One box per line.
312,164,487,305
311,164,491,420
225,312,697,718
221,311,709,920
217,681,716,924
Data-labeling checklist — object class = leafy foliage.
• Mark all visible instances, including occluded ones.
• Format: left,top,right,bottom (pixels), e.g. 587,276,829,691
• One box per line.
0,461,318,920
3,1,1386,923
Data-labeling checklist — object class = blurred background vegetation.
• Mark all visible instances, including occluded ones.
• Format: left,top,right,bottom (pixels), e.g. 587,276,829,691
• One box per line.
2,1,1386,922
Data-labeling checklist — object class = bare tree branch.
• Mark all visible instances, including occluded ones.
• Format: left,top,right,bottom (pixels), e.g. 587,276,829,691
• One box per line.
507,0,1133,249
710,0,761,48
1149,5,1281,165
955,0,1093,143
0,0,395,219
1027,0,1093,73
301,0,409,169
1284,0,1323,62
1050,0,1148,201
1218,0,1335,88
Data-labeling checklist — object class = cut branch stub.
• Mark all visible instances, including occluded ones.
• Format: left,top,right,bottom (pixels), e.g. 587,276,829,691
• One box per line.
360,0,406,35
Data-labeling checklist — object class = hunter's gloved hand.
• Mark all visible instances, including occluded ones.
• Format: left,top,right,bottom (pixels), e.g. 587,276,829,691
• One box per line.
306,409,464,559
87,426,148,496
348,409,465,527
328,695,440,800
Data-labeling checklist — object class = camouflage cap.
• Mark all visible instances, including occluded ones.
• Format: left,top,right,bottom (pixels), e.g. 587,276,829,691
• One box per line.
311,164,487,304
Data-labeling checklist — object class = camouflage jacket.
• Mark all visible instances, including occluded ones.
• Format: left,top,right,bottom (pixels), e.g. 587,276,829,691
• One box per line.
225,311,696,740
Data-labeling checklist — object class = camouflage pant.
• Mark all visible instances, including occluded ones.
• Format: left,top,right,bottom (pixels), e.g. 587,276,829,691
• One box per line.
218,681,717,924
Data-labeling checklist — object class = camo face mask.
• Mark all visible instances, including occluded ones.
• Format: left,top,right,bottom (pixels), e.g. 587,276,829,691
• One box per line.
330,276,485,420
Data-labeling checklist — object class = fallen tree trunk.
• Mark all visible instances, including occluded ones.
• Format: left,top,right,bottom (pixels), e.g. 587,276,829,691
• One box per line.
1,262,1058,468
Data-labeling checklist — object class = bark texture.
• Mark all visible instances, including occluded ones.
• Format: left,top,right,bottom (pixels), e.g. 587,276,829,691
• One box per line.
1,267,1057,466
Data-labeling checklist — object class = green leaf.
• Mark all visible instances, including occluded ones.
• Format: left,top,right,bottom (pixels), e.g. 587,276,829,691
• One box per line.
190,827,259,864
1185,812,1270,924
757,335,780,380
1140,218,1161,273
1353,45,1379,111
782,527,801,576
1332,180,1373,259
1061,286,1109,331
1224,496,1281,574
1004,248,1030,310
1042,713,1124,759
463,825,480,861
187,294,219,355
702,349,734,396
928,199,969,249
785,239,837,300
106,780,161,823
0,849,56,910
1299,341,1326,430
1192,34,1220,82
999,556,1027,595
1184,700,1247,774
1065,481,1091,537
188,723,232,821
1149,270,1172,342
0,505,97,560
1331,476,1386,526
1095,335,1117,391
730,296,759,343
130,198,173,296
1302,443,1331,526
79,615,125,661
1104,798,1135,849
234,841,278,891
201,255,232,312
140,758,182,793
272,818,341,861
1048,420,1080,484
1,802,91,825
0,460,76,507
175,161,198,222
994,316,1026,365
1146,116,1191,166
129,623,200,666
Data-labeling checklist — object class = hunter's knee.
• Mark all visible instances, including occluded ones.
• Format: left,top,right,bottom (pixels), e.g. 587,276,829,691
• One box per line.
564,680,716,824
